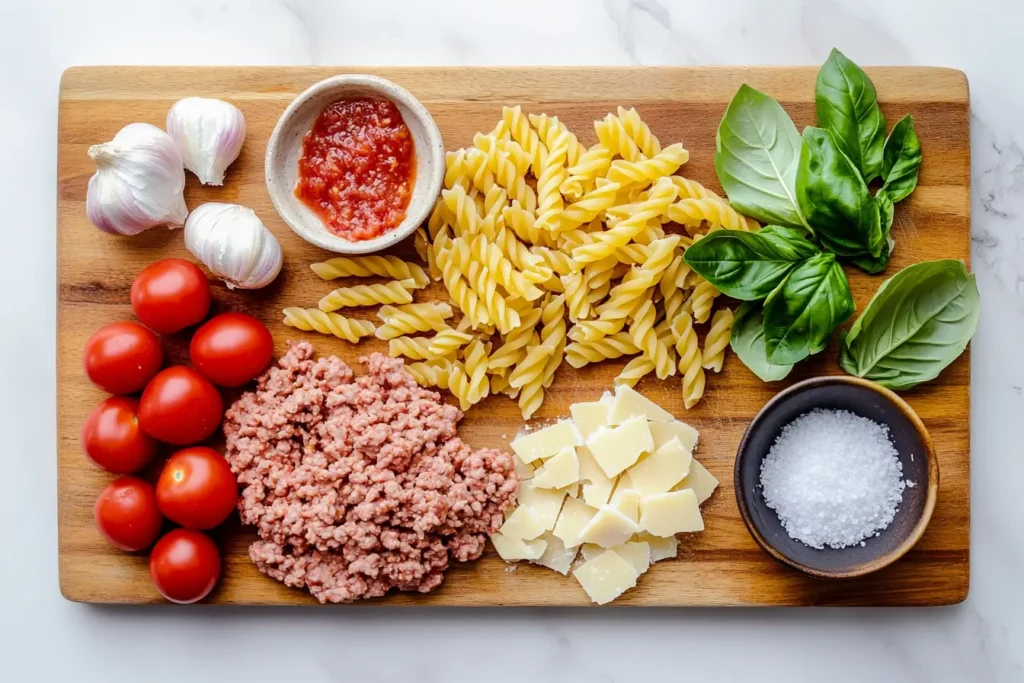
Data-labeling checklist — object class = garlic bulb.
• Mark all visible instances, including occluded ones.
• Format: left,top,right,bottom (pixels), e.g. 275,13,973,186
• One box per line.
166,97,246,186
184,203,282,289
86,123,188,235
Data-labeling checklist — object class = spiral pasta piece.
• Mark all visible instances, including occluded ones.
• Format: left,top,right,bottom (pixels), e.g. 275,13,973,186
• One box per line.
530,112,584,168
282,308,376,343
565,332,640,368
428,327,474,357
617,106,661,159
571,178,676,264
685,279,720,325
666,197,759,232
310,256,429,289
516,295,566,419
468,233,543,301
487,307,542,372
671,312,706,409
561,270,591,323
502,105,545,174
629,297,674,380
463,147,498,195
660,254,689,323
318,279,415,312
596,235,678,320
605,143,689,188
614,356,655,388
532,121,570,232
481,216,550,279
388,336,451,362
405,360,452,390
702,307,735,373
558,182,621,232
436,234,491,328
468,262,520,334
508,295,564,390
441,185,481,237
669,175,720,201
594,112,642,162
560,144,612,199
568,317,627,343
462,339,491,405
474,134,531,177
503,201,554,247
448,361,474,411
374,303,454,340
444,149,471,191
530,246,577,277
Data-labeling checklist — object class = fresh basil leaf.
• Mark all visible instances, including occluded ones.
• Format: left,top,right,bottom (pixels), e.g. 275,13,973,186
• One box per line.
839,259,979,390
764,252,855,365
850,193,895,273
715,84,810,231
880,114,922,202
756,225,815,246
815,48,887,181
797,127,884,257
730,302,795,382
683,228,818,301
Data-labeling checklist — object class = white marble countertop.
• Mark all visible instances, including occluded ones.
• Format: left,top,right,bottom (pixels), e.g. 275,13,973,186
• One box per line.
2,0,1022,681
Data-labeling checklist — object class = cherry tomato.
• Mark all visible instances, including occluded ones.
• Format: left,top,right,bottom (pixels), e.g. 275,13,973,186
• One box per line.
139,366,223,445
156,447,238,530
81,396,157,474
190,313,274,387
82,321,163,394
130,258,211,334
149,529,221,604
94,476,164,551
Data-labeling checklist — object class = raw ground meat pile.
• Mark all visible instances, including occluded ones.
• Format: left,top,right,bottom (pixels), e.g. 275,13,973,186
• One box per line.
223,342,519,603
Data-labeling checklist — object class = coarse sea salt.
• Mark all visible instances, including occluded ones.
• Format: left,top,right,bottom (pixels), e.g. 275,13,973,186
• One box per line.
759,408,906,550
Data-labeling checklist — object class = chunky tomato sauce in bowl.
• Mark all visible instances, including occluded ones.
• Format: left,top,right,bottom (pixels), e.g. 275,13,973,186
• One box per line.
265,75,444,254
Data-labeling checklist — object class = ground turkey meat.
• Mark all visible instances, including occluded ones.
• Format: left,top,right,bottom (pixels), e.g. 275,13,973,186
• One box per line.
223,342,519,603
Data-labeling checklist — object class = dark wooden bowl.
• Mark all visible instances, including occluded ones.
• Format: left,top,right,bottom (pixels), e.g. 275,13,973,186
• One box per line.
734,376,939,579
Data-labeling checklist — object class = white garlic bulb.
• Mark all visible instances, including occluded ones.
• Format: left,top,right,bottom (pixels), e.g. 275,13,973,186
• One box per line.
86,123,188,235
184,203,282,289
166,97,246,186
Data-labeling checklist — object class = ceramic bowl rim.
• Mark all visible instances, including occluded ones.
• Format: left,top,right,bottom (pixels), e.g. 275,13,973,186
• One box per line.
733,375,939,579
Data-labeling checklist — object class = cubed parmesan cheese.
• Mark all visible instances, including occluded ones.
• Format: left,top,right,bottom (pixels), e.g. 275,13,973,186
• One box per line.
570,400,610,439
490,533,547,561
512,454,534,480
530,447,580,489
586,415,654,478
628,437,693,495
634,533,679,563
552,495,598,548
649,420,699,453
572,550,638,604
530,532,579,575
577,446,615,507
510,420,582,463
673,458,719,504
580,505,637,548
639,489,704,536
499,505,546,540
517,481,567,531
607,384,675,424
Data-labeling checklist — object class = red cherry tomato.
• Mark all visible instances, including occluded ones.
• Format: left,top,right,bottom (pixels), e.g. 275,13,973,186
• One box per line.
94,476,164,551
149,529,221,604
82,321,163,394
130,258,211,334
189,313,274,387
138,366,223,445
81,396,157,474
156,447,238,530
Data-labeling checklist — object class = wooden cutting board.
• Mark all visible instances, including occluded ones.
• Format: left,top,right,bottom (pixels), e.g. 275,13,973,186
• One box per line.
56,66,970,606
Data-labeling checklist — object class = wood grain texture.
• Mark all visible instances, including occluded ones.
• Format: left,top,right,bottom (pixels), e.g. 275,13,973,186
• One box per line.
56,66,971,606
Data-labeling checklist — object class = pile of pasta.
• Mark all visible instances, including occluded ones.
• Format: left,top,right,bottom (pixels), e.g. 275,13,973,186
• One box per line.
284,106,757,418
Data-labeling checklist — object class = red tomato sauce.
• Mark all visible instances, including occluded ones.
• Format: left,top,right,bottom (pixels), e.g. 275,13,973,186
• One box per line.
295,97,416,241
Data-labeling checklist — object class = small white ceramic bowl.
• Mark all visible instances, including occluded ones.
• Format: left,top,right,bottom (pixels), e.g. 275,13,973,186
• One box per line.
265,74,444,254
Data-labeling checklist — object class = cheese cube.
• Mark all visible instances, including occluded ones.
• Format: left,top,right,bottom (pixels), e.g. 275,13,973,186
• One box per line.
570,400,610,440
530,532,579,575
490,533,547,561
510,420,582,463
512,454,534,480
530,447,580,489
577,446,615,507
607,384,675,425
673,458,719,504
628,437,693,495
634,533,679,563
639,489,704,536
552,495,598,548
580,505,637,548
573,550,638,604
517,481,567,531
649,420,699,453
586,415,654,478
499,505,546,540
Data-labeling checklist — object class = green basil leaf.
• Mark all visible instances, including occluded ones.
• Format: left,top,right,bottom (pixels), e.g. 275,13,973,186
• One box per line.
682,228,818,301
764,252,855,365
839,259,979,390
850,193,895,273
797,127,884,257
756,225,815,246
880,114,922,202
715,84,810,230
815,48,887,181
730,302,795,382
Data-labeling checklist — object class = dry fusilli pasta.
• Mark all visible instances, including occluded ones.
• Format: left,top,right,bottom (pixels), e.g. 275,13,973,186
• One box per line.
282,308,376,343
